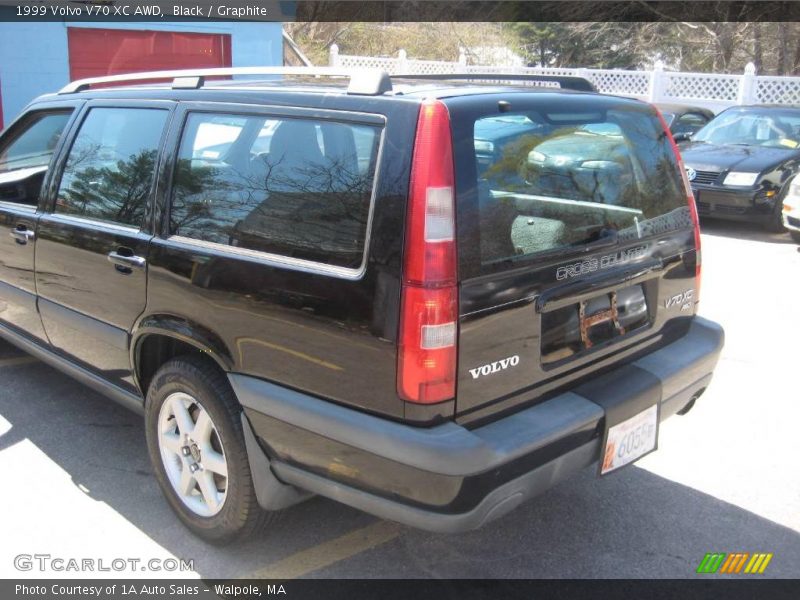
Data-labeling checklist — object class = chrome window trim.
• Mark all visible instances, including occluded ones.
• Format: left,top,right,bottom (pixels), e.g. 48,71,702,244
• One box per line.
0,201,37,212
166,235,365,280
43,213,141,234
167,113,386,281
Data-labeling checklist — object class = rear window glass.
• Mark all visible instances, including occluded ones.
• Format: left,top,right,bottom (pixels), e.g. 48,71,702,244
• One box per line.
170,112,381,270
471,108,689,267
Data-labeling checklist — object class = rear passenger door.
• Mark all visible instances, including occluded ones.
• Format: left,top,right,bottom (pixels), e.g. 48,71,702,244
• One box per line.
145,103,393,413
0,104,80,341
35,101,172,392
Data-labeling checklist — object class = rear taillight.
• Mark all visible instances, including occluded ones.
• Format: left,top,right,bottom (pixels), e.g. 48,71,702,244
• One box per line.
655,107,701,304
397,100,458,404
687,183,702,303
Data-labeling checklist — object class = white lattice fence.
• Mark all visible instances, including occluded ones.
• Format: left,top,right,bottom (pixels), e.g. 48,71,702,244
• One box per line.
587,70,651,98
330,47,800,111
663,72,741,102
334,55,399,71
401,59,461,75
515,66,580,77
756,76,800,105
462,65,573,87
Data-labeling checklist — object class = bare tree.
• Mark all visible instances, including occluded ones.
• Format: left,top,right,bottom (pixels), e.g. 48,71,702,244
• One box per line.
286,21,800,76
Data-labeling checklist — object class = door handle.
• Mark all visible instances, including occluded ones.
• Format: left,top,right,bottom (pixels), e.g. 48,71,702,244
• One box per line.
107,250,146,269
10,227,35,244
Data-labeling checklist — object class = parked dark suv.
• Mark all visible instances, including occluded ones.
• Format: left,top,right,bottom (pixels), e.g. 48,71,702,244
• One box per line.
0,67,723,543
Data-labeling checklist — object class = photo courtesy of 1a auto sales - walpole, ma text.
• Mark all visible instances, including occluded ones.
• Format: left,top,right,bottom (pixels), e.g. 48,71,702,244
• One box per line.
0,1,798,599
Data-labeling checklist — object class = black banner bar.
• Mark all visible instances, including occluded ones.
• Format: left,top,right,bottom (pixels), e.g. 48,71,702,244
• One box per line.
2,1,800,23
3,579,800,600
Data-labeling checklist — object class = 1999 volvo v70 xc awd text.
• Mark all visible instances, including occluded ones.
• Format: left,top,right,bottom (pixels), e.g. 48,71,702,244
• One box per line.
0,67,723,543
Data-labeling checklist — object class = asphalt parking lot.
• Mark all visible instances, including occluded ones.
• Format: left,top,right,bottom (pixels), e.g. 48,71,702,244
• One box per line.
0,219,798,580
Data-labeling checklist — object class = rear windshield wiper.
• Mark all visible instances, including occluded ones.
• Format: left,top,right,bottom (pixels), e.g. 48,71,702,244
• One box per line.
578,229,619,253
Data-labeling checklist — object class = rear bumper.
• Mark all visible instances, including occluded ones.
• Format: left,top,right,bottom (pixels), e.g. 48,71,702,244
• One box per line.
233,316,724,533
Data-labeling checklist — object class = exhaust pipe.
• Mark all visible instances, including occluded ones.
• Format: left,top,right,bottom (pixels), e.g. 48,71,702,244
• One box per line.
677,388,706,416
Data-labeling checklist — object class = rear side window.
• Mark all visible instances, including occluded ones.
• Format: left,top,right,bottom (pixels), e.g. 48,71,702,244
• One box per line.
55,107,168,227
169,112,381,270
471,107,689,267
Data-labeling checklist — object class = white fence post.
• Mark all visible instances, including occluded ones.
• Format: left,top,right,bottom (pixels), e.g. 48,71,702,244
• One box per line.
458,47,468,68
397,49,408,73
738,62,757,105
329,44,339,67
650,60,665,102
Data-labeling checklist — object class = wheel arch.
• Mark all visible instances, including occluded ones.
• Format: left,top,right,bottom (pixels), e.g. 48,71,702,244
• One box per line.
132,315,235,396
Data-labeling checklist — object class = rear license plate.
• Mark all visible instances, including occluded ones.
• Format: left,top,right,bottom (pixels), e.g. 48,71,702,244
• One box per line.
600,404,658,475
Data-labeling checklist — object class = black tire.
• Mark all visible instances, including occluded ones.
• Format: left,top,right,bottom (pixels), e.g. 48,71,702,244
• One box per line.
144,355,271,544
764,203,787,233
791,230,800,244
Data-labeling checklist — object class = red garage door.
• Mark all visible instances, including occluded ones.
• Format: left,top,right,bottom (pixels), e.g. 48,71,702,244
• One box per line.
68,28,232,80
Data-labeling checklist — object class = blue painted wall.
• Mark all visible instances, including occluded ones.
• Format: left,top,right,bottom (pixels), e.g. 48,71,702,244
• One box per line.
0,22,70,128
0,22,283,128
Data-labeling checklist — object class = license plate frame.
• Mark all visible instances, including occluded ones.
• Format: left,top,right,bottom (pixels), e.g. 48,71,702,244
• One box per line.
599,404,659,476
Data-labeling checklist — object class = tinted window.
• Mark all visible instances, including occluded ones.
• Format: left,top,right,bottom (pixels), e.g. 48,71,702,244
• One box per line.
471,107,688,266
55,108,168,227
170,112,381,269
0,111,72,174
0,111,72,206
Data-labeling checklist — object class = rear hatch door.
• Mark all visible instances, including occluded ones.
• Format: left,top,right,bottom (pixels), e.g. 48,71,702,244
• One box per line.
448,93,699,423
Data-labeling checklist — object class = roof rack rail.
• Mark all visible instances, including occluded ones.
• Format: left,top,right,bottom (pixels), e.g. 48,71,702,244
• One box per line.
58,67,393,96
393,73,596,93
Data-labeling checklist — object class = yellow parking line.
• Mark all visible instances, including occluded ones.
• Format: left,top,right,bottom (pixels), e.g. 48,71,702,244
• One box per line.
249,521,401,580
0,356,38,368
